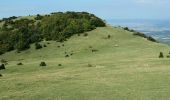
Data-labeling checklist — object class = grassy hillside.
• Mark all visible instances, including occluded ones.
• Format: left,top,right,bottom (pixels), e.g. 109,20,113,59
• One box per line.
1,26,170,100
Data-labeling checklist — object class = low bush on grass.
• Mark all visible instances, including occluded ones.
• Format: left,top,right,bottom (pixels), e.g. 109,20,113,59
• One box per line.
1,59,8,65
92,49,98,52
43,44,47,47
167,55,170,58
84,33,88,37
65,55,69,57
0,64,5,70
159,52,164,58
58,64,62,66
40,62,46,66
87,64,93,67
35,43,43,49
17,63,23,65
108,35,111,39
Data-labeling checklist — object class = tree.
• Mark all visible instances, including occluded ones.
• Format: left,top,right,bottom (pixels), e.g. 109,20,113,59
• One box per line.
159,52,164,58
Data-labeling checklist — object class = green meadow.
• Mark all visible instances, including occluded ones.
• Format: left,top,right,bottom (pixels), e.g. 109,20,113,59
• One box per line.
1,26,170,100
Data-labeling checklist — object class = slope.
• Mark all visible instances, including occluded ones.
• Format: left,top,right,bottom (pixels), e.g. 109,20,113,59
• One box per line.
0,26,170,100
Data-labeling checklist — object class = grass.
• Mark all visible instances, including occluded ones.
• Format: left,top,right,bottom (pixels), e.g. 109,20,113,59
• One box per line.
1,26,170,100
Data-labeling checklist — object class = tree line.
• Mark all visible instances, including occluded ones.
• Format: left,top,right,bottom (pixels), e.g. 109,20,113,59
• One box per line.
0,12,106,55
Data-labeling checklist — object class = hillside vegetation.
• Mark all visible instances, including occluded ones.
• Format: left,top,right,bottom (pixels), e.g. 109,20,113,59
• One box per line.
0,12,105,54
1,24,170,99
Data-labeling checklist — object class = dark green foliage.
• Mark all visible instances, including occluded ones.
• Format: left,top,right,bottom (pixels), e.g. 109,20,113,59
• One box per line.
167,55,170,58
0,74,2,77
92,49,98,52
0,59,8,65
123,27,129,31
35,14,43,20
17,62,23,65
0,12,105,54
147,36,157,42
133,32,157,43
83,33,88,37
58,64,62,66
87,64,93,67
43,44,47,47
133,32,147,38
40,62,46,66
35,42,42,49
108,35,111,39
159,52,164,58
65,55,69,57
0,64,5,70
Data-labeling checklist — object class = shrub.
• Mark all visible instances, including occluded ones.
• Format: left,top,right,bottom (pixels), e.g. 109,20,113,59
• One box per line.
43,44,47,47
89,46,92,48
35,43,42,49
0,74,2,77
133,32,147,38
159,52,164,58
92,49,98,52
133,32,157,43
17,62,23,65
123,27,129,31
147,36,157,42
83,33,88,37
65,55,69,57
70,53,73,55
108,35,111,39
167,55,170,58
0,64,5,70
1,59,7,64
35,14,43,20
87,64,93,67
40,62,46,66
58,64,62,66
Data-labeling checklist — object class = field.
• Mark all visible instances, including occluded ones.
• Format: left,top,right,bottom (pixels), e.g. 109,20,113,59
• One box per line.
1,26,170,100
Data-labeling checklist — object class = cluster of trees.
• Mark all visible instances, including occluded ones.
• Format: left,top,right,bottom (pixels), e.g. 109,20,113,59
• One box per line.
123,27,157,43
0,12,106,55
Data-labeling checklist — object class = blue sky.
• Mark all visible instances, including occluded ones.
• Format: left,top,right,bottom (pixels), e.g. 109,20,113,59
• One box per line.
0,0,170,20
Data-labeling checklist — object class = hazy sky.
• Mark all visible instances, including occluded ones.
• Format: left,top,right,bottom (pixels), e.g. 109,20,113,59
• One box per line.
0,0,170,20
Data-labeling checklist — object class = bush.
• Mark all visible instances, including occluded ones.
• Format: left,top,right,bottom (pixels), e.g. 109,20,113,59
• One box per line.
147,36,157,42
133,32,147,38
133,32,157,43
65,55,69,57
40,62,46,66
159,52,164,58
35,43,42,49
1,59,8,64
0,64,5,70
92,49,98,52
0,74,2,77
70,53,73,55
83,33,88,37
108,35,111,39
58,64,62,66
167,55,170,58
87,64,93,67
123,27,129,31
43,44,47,47
17,62,23,65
